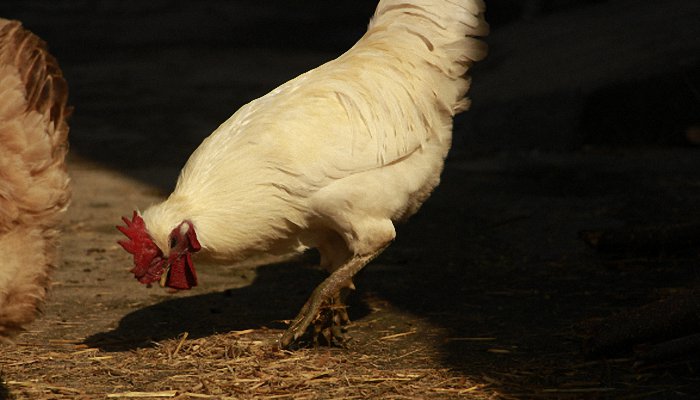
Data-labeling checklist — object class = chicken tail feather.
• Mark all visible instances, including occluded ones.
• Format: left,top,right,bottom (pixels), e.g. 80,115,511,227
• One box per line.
369,0,488,113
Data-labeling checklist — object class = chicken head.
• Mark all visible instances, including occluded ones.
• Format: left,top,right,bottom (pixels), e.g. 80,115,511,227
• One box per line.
117,212,200,290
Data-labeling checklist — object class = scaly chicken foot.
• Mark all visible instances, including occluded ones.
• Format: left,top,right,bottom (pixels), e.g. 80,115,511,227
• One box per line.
312,290,352,347
280,250,380,349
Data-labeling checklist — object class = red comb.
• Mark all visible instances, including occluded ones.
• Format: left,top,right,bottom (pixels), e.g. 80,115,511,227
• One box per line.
117,211,165,284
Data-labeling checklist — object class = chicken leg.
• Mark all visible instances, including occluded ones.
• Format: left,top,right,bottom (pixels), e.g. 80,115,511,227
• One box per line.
280,247,385,349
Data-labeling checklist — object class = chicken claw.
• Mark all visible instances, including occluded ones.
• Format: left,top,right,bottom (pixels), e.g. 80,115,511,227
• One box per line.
280,278,346,348
280,251,379,349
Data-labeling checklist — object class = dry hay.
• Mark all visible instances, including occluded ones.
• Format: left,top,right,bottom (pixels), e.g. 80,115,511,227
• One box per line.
1,328,495,400
2,310,698,399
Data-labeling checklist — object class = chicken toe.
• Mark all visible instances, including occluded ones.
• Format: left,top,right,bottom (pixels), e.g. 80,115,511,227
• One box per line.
313,291,353,347
280,278,344,348
280,251,379,349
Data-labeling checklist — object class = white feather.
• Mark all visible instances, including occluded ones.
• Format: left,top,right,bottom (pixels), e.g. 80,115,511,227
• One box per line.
142,0,488,265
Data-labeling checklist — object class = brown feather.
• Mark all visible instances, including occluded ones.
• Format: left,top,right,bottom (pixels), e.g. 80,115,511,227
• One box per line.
0,19,71,339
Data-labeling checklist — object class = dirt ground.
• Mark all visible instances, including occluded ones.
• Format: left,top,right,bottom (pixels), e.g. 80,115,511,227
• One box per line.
2,148,700,399
1,1,700,399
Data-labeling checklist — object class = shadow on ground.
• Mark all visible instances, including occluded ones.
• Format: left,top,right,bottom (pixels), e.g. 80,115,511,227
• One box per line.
86,262,371,351
0,376,11,400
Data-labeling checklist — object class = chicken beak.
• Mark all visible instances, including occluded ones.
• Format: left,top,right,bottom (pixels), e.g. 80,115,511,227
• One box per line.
158,263,172,287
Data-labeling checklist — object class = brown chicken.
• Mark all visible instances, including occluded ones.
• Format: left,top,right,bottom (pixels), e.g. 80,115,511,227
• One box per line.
0,19,71,339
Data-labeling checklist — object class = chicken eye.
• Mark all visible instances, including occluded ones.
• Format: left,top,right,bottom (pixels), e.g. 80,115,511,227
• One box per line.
170,237,178,249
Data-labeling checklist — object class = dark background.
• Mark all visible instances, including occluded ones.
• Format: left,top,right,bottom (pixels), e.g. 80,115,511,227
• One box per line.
2,0,697,175
1,0,700,397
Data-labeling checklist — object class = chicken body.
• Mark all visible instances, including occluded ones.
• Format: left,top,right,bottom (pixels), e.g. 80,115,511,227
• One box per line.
138,0,487,346
0,19,71,339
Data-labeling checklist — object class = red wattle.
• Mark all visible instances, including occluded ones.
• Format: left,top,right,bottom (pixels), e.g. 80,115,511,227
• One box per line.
165,253,198,290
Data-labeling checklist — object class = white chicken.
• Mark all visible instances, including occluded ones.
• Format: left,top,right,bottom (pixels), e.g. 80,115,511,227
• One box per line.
0,19,71,339
118,0,488,347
